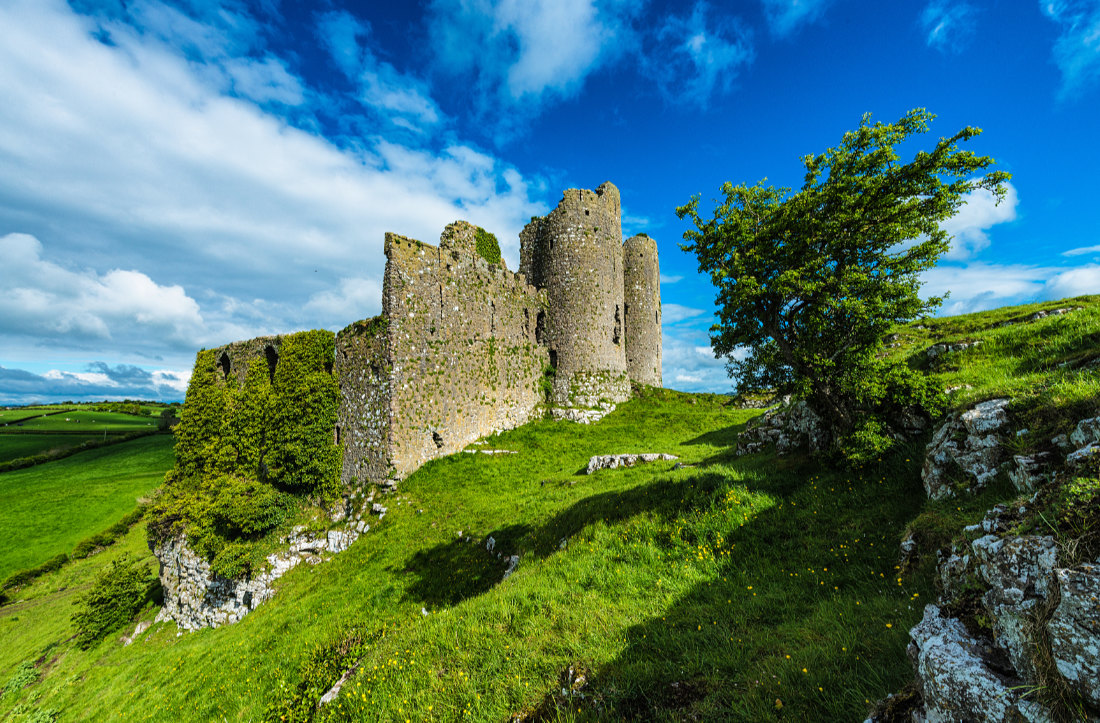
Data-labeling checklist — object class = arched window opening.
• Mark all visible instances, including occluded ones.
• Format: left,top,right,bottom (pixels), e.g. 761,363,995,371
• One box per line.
264,345,278,384
218,352,231,380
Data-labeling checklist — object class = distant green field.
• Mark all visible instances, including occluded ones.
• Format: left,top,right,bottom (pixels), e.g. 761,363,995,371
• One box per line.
1,410,157,433
0,434,100,463
0,435,175,579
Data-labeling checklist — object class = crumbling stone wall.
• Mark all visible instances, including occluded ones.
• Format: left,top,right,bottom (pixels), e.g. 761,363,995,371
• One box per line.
623,233,662,387
335,316,391,485
341,221,549,482
210,335,283,388
520,182,631,408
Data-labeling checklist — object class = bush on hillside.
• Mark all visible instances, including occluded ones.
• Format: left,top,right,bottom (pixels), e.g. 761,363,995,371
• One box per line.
71,554,152,649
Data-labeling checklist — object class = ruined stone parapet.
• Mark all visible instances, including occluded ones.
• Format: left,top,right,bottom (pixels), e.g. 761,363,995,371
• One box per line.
520,182,630,408
623,233,662,387
210,335,283,388
346,226,548,483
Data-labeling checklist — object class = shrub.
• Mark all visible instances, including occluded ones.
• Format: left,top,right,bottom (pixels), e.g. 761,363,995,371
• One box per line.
1,661,37,698
71,554,151,649
212,476,291,537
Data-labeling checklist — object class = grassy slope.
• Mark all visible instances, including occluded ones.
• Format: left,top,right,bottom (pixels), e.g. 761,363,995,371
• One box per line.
0,435,100,464
0,435,174,578
1,295,1097,722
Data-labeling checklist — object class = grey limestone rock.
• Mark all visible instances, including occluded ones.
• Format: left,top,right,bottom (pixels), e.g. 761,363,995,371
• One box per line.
585,453,678,474
908,604,1053,723
736,400,827,456
1070,417,1100,449
1009,453,1054,493
1048,561,1100,708
971,535,1059,680
926,340,984,359
922,399,1010,499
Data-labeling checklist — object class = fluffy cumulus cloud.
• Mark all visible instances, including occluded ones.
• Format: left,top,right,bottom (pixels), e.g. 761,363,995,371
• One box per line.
760,0,831,37
1042,0,1100,98
0,363,190,405
921,260,1099,316
942,181,1019,259
645,2,754,108
0,0,544,396
0,234,205,350
427,0,642,136
921,0,978,52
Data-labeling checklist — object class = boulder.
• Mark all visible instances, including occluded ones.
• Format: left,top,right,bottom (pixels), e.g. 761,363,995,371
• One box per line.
971,535,1059,680
585,453,678,474
922,399,1010,499
908,605,1053,722
1047,561,1100,708
737,400,827,456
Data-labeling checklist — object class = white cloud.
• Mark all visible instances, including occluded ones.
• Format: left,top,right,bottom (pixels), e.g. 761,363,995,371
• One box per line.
760,0,831,37
0,233,206,349
942,182,1019,259
645,2,753,108
662,303,707,323
921,0,978,52
1063,244,1100,256
921,259,1097,315
304,277,384,327
0,0,544,377
0,362,191,405
660,274,684,284
1043,264,1100,298
316,10,443,130
1042,0,1100,99
662,328,733,393
427,0,642,137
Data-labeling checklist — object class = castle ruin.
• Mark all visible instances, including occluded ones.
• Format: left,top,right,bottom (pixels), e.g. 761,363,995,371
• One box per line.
205,182,661,486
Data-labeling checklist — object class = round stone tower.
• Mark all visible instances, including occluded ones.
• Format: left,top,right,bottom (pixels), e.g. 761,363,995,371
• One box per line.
623,233,662,387
519,182,630,408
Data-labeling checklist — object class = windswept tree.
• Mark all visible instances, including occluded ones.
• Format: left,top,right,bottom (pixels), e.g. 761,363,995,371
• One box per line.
678,108,1011,458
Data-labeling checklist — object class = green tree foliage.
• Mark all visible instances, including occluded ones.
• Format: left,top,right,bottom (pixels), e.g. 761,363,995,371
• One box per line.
678,109,1010,453
71,554,151,649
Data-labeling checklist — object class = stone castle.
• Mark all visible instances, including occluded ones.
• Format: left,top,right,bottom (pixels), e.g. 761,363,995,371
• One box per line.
207,182,661,487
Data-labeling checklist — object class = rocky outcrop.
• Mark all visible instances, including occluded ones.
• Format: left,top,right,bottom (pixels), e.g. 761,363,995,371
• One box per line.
1049,562,1100,708
926,340,983,359
992,307,1079,328
155,524,364,631
585,453,678,474
922,398,1010,499
737,400,827,456
907,605,1053,723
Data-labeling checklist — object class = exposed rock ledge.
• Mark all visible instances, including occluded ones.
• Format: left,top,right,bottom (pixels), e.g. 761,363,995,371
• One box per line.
586,453,678,474
155,525,362,632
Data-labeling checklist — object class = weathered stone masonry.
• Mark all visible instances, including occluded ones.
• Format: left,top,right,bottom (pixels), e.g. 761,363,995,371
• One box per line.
206,182,661,489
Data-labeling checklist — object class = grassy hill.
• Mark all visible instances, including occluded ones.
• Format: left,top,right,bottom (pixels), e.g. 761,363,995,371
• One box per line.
0,296,1097,722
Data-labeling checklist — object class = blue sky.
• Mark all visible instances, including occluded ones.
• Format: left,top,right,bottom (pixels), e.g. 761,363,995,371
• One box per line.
1,0,1098,404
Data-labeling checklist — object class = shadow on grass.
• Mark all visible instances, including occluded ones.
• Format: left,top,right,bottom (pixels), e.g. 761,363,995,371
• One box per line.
518,443,946,722
400,471,732,608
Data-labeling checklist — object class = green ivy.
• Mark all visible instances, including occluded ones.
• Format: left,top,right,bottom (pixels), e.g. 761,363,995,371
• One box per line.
150,330,342,578
475,227,501,266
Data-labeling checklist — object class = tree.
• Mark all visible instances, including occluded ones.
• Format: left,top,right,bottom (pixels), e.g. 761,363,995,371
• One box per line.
678,109,1011,456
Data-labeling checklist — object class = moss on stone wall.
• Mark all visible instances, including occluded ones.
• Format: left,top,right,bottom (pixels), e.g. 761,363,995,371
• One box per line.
475,227,501,266
150,330,341,579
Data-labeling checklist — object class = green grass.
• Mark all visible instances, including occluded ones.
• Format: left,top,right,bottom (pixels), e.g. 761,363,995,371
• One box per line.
1,410,159,433
0,435,174,579
1,296,1098,721
0,391,938,721
0,435,100,463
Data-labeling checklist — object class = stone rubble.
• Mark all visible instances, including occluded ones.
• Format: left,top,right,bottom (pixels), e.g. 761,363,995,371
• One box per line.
155,505,368,631
550,405,616,424
585,453,679,474
925,340,983,359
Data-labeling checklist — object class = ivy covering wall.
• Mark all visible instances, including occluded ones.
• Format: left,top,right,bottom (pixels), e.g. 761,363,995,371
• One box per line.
149,330,342,579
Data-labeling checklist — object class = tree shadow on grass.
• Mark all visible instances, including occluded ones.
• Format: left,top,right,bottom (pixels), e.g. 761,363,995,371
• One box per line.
400,471,733,609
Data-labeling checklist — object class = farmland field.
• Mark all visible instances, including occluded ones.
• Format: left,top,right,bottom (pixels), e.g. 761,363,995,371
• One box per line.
0,434,100,463
2,410,158,433
0,434,175,579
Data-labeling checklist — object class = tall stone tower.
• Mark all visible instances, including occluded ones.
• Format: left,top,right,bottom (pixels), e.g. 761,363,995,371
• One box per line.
623,233,662,387
520,182,631,408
